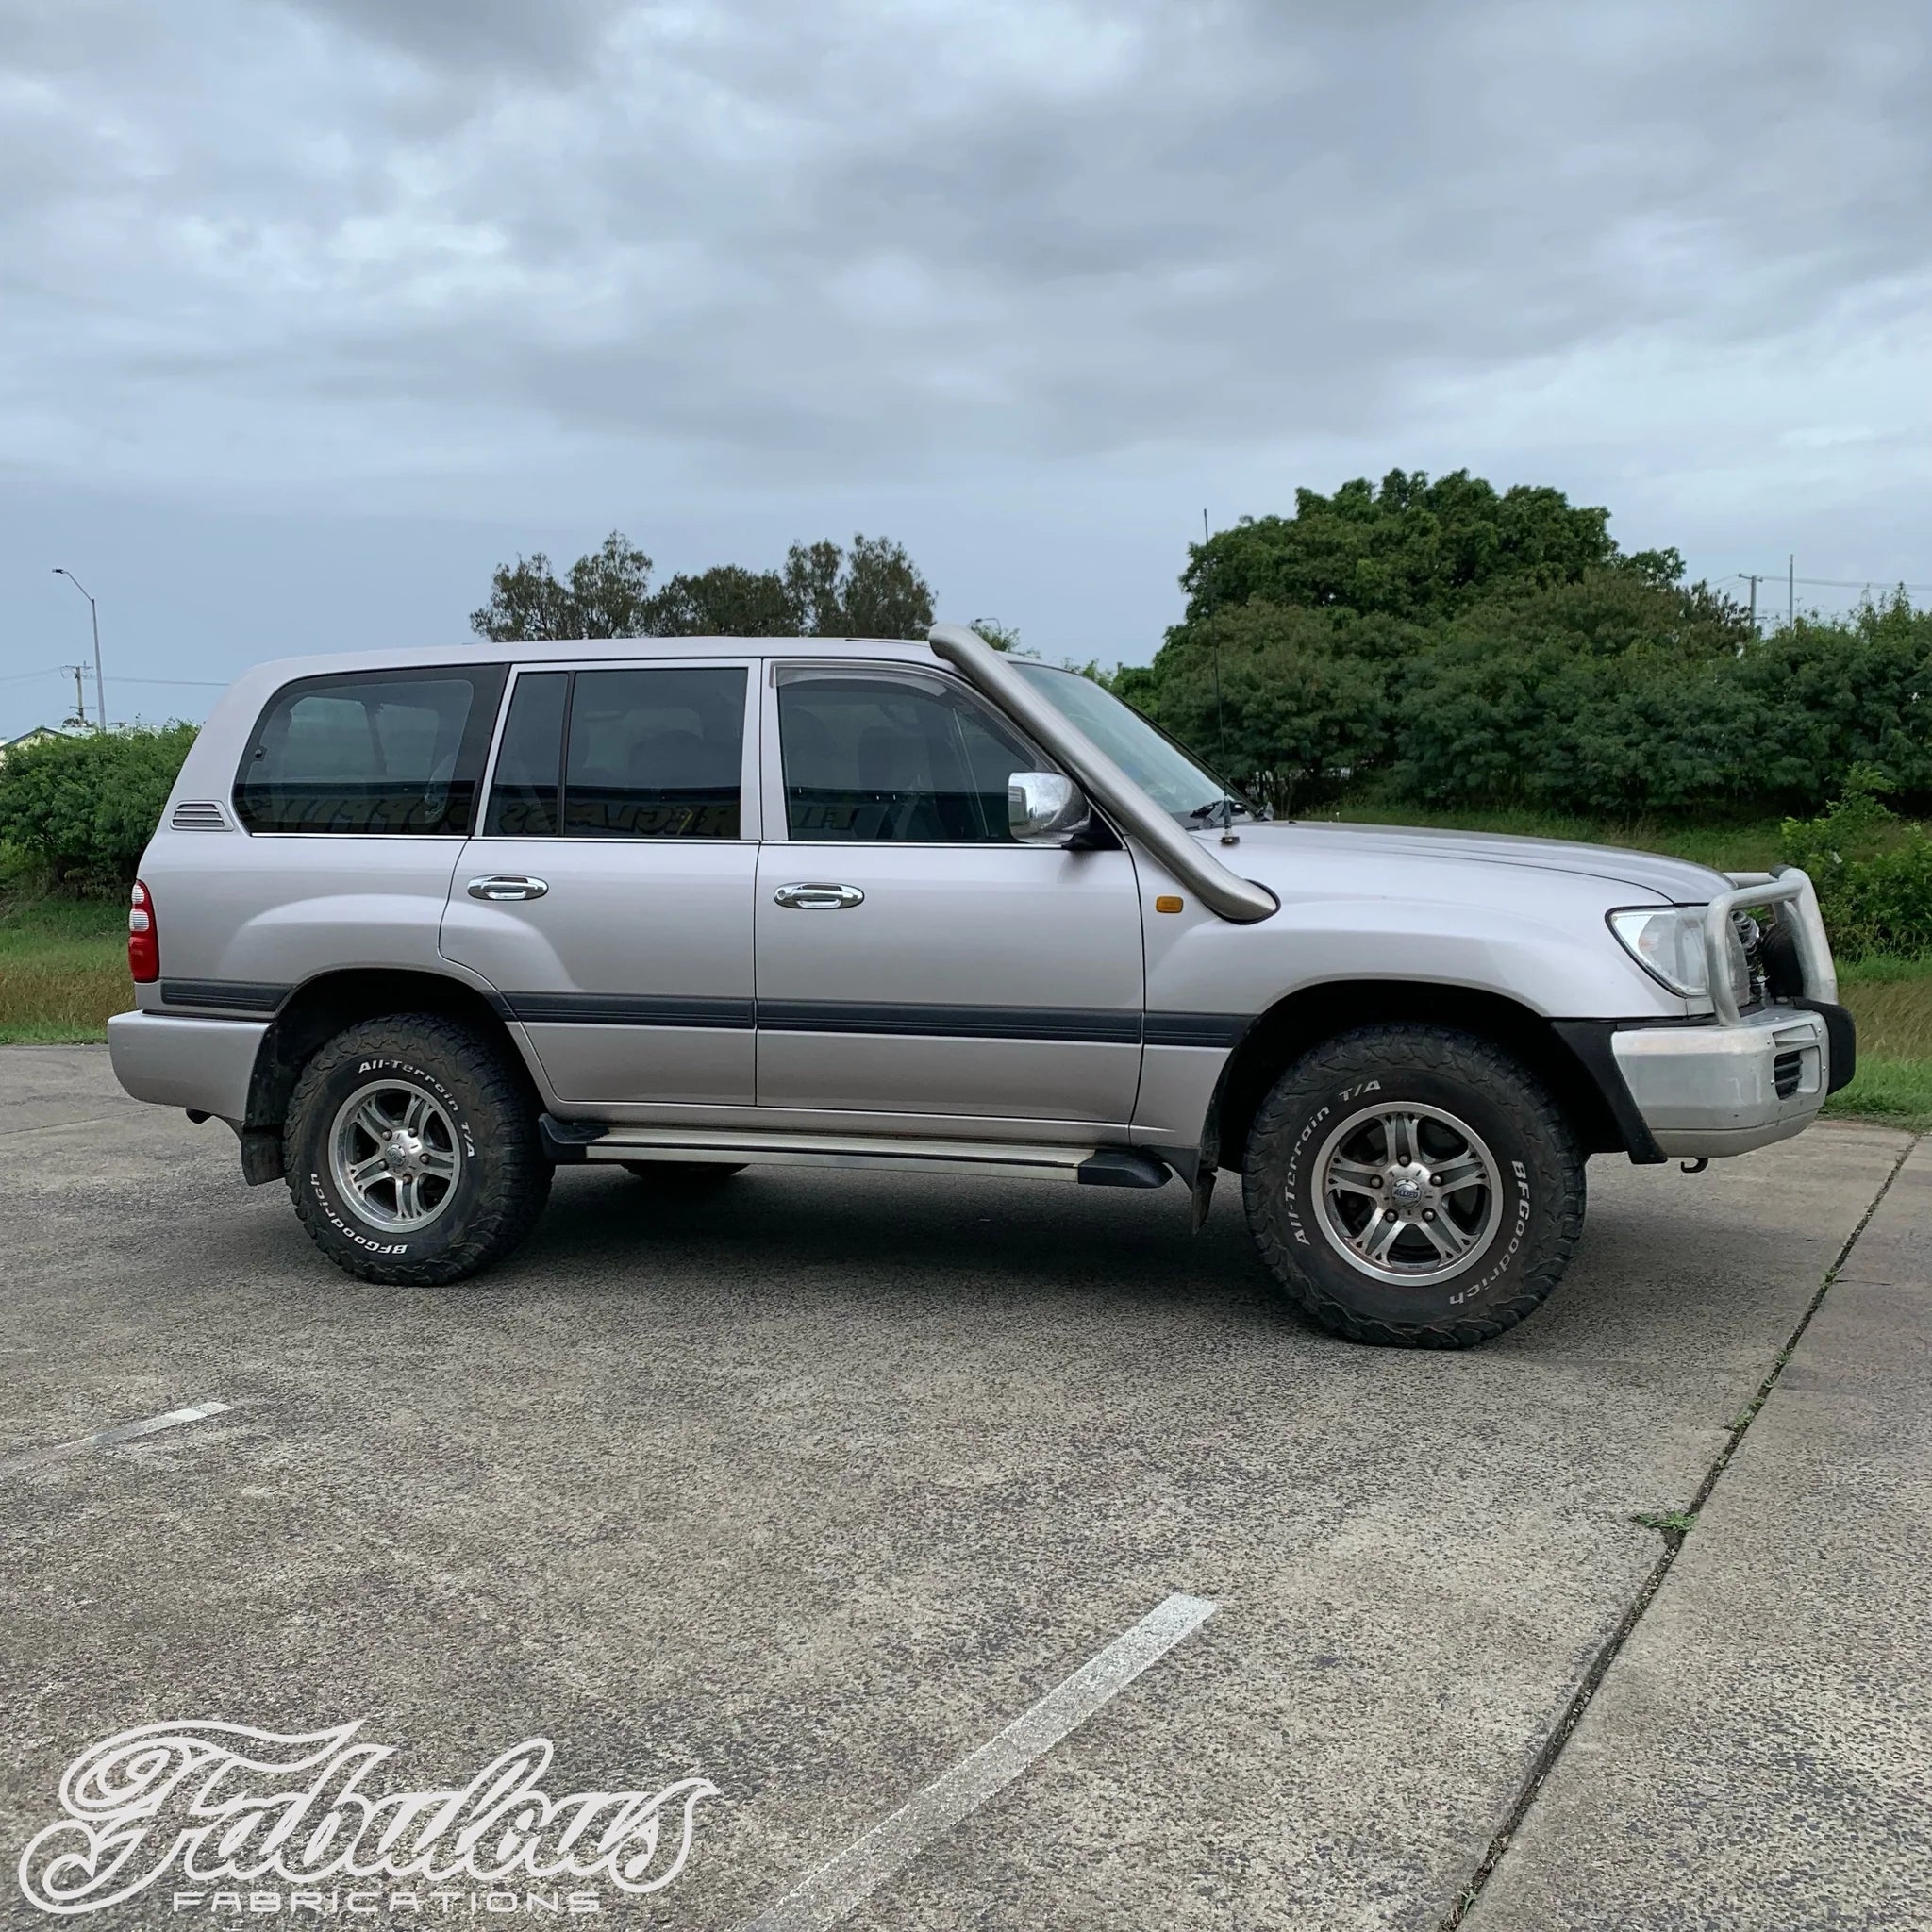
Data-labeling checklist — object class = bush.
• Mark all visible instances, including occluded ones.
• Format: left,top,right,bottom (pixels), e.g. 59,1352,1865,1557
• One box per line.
1142,602,1397,811
0,724,198,890
1139,469,1932,821
1778,773,1932,960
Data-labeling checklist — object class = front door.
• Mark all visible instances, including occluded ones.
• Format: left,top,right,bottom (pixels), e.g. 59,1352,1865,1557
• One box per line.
441,658,758,1107
753,660,1145,1126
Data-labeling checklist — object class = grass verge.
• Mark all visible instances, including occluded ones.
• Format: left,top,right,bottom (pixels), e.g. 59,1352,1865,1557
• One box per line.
1827,956,1932,1131
0,893,129,1043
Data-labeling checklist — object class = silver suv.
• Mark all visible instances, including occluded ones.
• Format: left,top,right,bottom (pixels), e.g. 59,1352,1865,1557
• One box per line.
108,624,1853,1347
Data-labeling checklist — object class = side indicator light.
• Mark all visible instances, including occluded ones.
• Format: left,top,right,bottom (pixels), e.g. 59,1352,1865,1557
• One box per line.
1155,895,1184,914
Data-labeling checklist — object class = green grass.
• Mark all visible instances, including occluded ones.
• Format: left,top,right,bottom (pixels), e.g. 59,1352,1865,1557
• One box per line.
1824,956,1932,1130
0,891,129,1042
1631,1509,1698,1535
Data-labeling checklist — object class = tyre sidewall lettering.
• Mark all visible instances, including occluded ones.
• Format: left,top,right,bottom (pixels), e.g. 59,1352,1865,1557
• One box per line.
1447,1159,1531,1306
303,1055,484,1260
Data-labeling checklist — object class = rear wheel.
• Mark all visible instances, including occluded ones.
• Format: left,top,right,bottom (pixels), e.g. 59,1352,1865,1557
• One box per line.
1241,1024,1585,1347
620,1160,745,1191
284,1013,550,1285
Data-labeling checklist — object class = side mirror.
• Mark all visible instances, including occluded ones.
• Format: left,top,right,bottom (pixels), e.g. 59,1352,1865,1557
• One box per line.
1008,771,1091,845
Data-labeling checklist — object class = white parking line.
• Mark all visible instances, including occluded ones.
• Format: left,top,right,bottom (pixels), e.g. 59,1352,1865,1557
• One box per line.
740,1591,1218,1932
0,1399,235,1477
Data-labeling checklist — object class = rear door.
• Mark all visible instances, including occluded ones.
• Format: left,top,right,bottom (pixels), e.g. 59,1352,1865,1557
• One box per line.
440,658,758,1108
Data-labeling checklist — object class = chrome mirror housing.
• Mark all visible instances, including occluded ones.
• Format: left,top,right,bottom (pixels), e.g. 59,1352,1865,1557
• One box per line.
1008,771,1091,844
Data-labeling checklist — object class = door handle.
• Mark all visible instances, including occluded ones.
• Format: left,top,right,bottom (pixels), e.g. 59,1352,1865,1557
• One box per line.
467,874,550,902
773,881,865,910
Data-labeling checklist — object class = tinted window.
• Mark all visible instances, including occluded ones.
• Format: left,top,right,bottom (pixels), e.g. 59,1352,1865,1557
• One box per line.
778,671,1034,842
235,668,504,835
486,671,568,836
562,666,746,838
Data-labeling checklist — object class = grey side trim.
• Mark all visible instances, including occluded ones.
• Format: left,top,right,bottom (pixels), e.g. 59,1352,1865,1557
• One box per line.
506,991,756,1029
758,999,1141,1044
159,978,291,1014
1143,1011,1248,1048
164,974,1252,1050
505,995,1248,1046
925,623,1278,924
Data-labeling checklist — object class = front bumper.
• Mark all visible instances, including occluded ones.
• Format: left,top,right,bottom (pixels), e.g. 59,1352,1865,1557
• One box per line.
1610,1005,1841,1158
108,1010,267,1123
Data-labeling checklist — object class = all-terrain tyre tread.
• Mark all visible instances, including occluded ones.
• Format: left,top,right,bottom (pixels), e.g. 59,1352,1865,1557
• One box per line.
1242,1024,1585,1349
284,1012,550,1286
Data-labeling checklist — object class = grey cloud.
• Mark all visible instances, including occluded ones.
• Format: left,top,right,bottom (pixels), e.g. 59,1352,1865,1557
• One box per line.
2,0,1929,491
275,0,632,80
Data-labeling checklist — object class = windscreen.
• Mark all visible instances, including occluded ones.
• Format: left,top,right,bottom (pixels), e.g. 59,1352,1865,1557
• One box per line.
1008,661,1252,824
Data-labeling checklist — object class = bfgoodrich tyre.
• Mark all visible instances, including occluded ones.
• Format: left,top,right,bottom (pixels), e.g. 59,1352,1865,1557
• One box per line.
1241,1024,1585,1348
284,1013,551,1286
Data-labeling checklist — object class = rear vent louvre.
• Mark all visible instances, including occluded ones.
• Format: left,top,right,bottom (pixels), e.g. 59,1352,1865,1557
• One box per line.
170,800,230,831
1773,1050,1803,1100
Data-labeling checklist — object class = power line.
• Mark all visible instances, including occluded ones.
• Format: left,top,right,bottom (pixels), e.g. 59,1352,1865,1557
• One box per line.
0,668,231,689
1734,572,1932,593
109,675,231,688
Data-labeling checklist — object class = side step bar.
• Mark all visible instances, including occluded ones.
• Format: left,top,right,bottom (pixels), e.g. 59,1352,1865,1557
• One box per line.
541,1116,1171,1190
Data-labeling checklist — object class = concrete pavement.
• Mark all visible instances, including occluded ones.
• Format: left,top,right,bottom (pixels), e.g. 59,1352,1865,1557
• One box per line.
1470,1141,1932,1931
0,1045,1924,1929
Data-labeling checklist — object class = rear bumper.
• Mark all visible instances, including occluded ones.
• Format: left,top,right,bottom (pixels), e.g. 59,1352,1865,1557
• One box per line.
1609,1004,1842,1158
108,1010,267,1123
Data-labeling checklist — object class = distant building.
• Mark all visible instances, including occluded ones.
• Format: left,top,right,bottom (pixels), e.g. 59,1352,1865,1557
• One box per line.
0,725,70,766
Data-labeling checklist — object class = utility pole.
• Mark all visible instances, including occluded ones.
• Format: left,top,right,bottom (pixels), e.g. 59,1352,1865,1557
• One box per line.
1788,554,1795,628
64,666,89,730
52,568,106,730
1743,575,1759,631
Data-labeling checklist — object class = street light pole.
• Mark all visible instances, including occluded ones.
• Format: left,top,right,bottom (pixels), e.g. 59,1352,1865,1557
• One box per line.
52,569,106,730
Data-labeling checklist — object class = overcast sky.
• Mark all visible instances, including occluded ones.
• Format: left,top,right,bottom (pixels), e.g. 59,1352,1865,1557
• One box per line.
3,0,1929,736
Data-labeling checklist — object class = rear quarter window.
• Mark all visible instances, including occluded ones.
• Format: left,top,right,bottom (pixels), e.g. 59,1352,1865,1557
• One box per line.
234,666,507,835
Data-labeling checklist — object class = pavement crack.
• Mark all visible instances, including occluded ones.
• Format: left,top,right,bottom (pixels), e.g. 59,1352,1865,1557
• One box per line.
1439,1131,1921,1930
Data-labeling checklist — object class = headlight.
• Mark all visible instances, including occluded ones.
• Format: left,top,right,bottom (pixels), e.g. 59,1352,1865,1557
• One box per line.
1608,905,1747,1004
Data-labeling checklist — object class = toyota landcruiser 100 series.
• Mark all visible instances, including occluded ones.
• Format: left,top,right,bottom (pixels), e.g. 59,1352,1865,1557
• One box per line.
108,623,1855,1347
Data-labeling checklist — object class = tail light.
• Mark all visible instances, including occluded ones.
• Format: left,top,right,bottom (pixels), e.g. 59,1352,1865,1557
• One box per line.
128,880,159,983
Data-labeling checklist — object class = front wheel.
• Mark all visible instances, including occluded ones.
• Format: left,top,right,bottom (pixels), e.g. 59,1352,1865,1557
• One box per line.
1241,1024,1585,1348
284,1013,551,1286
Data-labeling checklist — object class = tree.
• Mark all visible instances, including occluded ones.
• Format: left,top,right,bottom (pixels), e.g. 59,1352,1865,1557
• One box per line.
782,534,934,638
471,530,936,642
470,531,658,641
649,564,791,637
1179,468,1641,628
970,619,1022,652
1141,603,1390,812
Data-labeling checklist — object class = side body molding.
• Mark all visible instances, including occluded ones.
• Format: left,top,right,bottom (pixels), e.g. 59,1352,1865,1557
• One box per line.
926,624,1279,925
